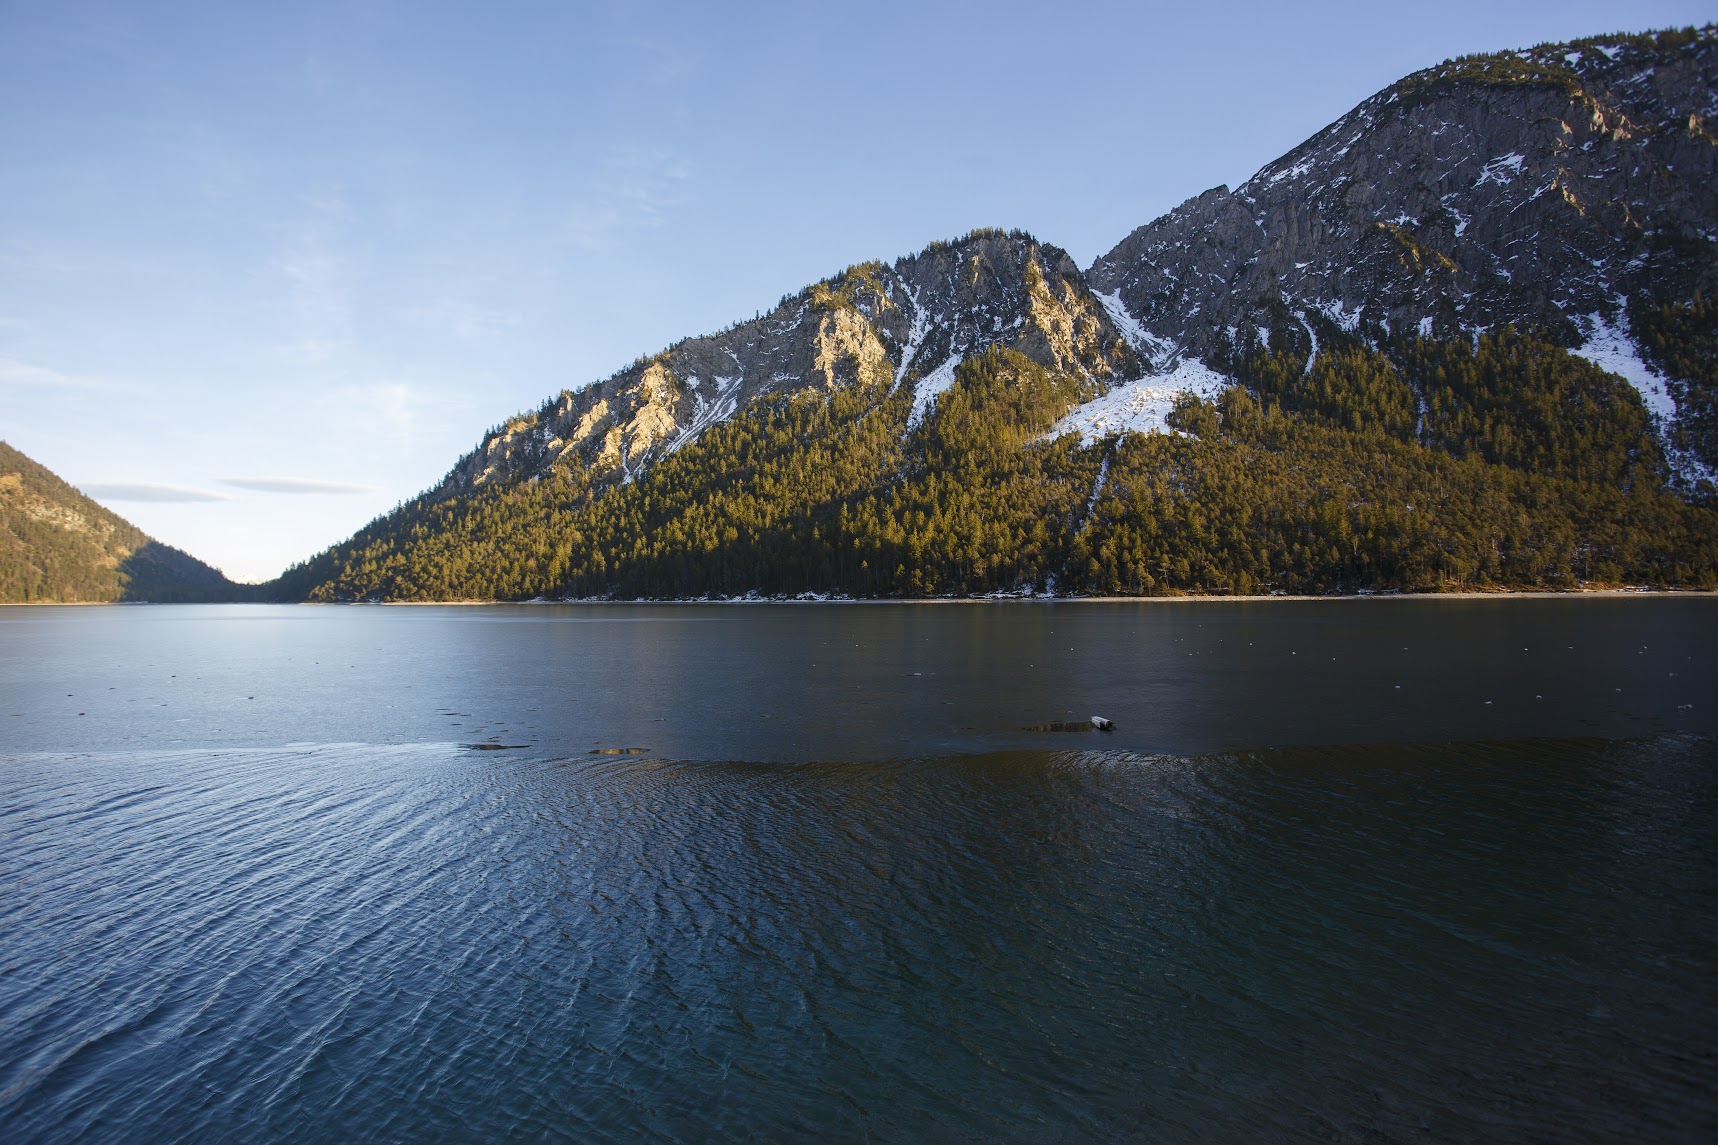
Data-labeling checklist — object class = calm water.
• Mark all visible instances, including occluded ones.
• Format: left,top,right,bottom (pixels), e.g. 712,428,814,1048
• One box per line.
2,599,1715,1142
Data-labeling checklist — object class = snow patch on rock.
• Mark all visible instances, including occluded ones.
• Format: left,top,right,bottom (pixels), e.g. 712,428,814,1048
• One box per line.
1047,359,1230,445
1475,152,1526,187
893,286,930,391
1315,299,1363,332
1571,314,1675,422
665,377,741,456
1261,153,1318,188
1571,314,1714,488
907,354,962,429
1093,289,1172,366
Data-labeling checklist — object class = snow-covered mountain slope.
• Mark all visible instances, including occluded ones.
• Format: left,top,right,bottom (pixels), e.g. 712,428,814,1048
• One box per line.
1088,26,1718,479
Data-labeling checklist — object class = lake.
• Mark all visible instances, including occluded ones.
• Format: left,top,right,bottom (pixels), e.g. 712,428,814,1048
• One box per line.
2,599,1715,1141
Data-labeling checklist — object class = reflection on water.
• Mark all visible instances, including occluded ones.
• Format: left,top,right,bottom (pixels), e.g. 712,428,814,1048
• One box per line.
1,601,1715,1141
0,598,1714,760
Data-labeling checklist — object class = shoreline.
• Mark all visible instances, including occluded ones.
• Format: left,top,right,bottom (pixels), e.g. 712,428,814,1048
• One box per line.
365,588,1718,606
4,587,1714,607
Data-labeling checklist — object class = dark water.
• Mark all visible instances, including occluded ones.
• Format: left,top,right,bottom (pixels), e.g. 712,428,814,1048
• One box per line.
2,600,1715,1142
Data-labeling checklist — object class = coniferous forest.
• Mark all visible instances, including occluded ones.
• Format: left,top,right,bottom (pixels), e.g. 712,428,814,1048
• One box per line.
271,325,1718,602
11,27,1715,605
0,441,237,603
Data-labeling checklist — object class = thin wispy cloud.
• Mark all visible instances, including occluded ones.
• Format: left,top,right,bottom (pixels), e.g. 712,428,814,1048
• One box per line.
562,147,693,251
403,297,522,339
330,380,420,446
81,482,234,503
221,476,381,495
0,357,102,390
604,34,697,84
273,195,357,367
0,246,81,275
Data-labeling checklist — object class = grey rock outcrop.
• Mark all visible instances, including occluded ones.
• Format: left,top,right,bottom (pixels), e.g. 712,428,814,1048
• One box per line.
1089,28,1716,359
438,231,1138,497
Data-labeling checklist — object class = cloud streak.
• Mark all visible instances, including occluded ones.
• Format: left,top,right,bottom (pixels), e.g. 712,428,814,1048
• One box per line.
81,482,234,503
273,195,356,367
562,146,692,251
0,357,102,390
403,298,521,339
221,476,381,495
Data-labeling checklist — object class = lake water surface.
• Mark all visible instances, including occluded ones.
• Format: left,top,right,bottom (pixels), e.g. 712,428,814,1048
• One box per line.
2,600,1715,1141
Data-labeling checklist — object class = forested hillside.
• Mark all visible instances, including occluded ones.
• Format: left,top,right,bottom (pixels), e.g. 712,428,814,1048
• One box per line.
273,325,1716,601
271,26,1718,602
0,442,240,602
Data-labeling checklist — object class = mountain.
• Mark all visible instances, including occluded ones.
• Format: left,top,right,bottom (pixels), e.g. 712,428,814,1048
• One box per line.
438,232,1138,496
1088,25,1718,488
272,26,1718,603
0,442,239,603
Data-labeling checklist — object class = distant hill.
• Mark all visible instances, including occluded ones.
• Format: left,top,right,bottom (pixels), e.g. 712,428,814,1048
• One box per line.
272,26,1718,601
0,442,240,603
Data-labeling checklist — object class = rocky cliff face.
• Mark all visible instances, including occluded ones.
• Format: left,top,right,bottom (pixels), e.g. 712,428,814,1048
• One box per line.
440,231,1138,496
1088,27,1717,481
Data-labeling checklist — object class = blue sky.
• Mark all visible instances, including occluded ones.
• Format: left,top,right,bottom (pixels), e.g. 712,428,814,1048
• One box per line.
3,0,1712,581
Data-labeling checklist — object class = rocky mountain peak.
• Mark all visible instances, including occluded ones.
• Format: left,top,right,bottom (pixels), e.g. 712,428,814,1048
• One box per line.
1088,24,1716,484
268,26,1718,604
438,229,1139,498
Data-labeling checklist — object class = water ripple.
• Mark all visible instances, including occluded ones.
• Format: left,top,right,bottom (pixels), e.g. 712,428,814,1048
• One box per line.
1,737,1715,1142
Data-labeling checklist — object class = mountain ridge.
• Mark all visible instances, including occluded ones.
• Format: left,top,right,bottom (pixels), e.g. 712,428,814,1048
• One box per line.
267,24,1718,603
415,25,1716,511
434,230,1139,500
0,441,241,603
1088,25,1717,486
